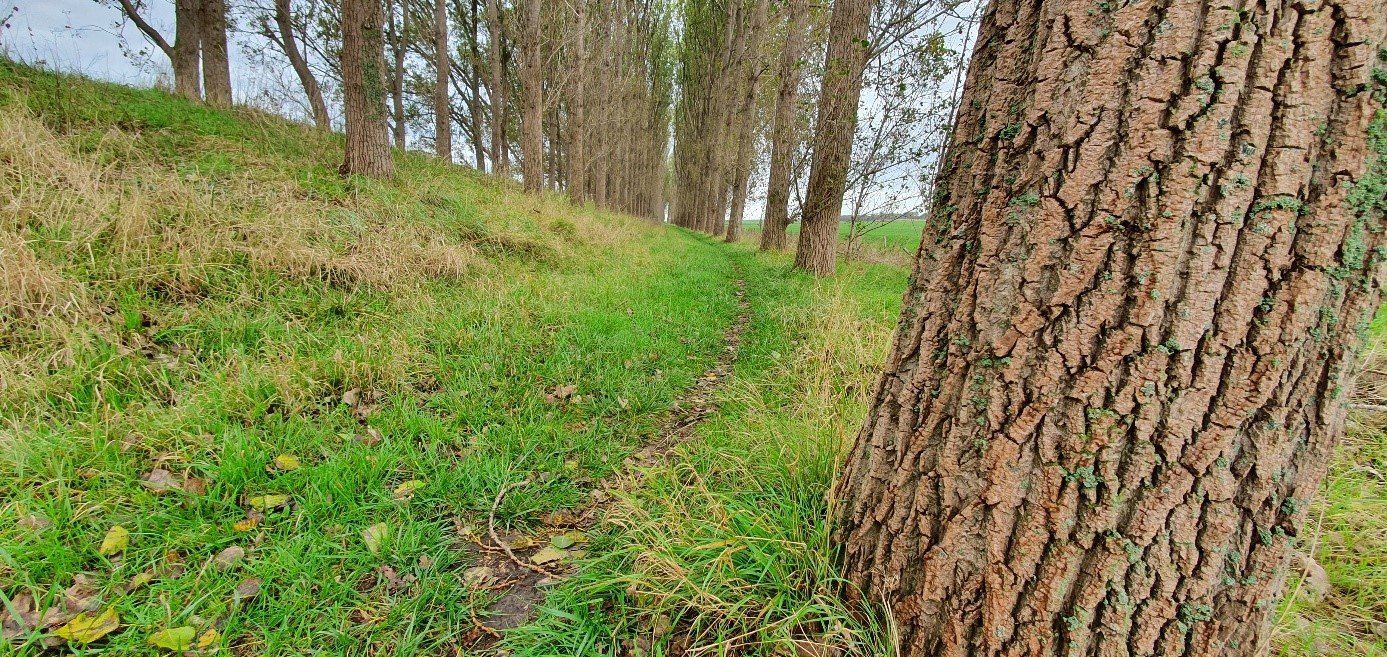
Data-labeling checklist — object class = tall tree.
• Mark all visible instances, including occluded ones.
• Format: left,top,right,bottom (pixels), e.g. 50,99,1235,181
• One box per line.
340,0,394,178
484,0,509,176
518,0,543,191
758,0,808,251
834,1,1387,656
386,0,408,149
434,0,453,159
261,0,332,130
111,0,203,100
566,0,587,204
200,0,233,105
792,0,874,275
723,0,769,243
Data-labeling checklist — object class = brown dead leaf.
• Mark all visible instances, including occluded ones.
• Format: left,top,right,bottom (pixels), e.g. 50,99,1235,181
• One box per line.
17,514,52,531
356,426,383,445
212,546,245,570
140,469,181,494
342,388,361,407
544,384,578,404
233,577,262,602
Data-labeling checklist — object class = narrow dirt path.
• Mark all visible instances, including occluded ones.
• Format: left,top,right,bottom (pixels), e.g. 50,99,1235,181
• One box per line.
460,269,751,647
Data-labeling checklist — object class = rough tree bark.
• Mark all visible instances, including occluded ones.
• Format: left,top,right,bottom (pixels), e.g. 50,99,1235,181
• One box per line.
484,0,509,176
723,0,769,244
759,0,807,251
115,0,201,100
792,0,874,275
340,0,395,178
567,0,587,204
834,0,1387,654
269,0,331,130
200,0,232,106
434,0,453,160
519,0,544,191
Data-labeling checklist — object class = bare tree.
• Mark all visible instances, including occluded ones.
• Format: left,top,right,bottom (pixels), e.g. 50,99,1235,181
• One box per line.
258,0,332,130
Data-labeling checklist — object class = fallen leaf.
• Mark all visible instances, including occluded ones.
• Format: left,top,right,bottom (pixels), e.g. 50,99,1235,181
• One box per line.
362,522,389,555
182,477,207,495
562,531,590,545
17,514,51,531
147,626,197,651
213,546,245,570
392,479,424,501
550,535,575,549
342,388,361,407
125,570,155,593
233,577,262,602
273,454,302,471
504,535,537,550
461,566,495,587
233,516,261,532
357,426,383,445
99,525,130,556
196,628,220,648
530,546,568,565
545,383,578,404
54,607,119,645
64,575,101,612
247,494,289,511
539,510,578,527
141,469,181,493
618,397,630,409
417,554,435,570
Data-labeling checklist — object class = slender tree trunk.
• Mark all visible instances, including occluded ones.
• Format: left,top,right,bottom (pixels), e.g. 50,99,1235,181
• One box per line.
484,0,508,176
199,0,232,106
567,0,586,204
759,0,806,251
388,0,407,149
835,0,1387,655
271,0,331,130
433,0,452,160
115,0,200,101
172,0,203,100
792,0,873,275
467,0,488,170
340,0,395,178
519,0,544,191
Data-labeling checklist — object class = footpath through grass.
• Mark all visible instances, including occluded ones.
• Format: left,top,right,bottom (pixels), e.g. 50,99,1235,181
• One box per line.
2,62,1386,657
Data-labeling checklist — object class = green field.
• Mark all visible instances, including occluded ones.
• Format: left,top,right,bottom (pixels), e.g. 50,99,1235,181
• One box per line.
743,219,928,252
1,63,1383,656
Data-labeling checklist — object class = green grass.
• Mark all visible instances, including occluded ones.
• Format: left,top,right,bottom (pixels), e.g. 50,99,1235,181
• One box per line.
743,219,927,252
2,60,1385,657
0,61,740,655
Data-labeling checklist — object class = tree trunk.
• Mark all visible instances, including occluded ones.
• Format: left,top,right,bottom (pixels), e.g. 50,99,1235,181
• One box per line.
172,0,203,100
792,0,873,275
467,0,488,170
340,0,395,178
272,0,331,130
434,0,453,160
567,0,586,204
834,0,1387,654
484,0,508,176
388,0,408,149
759,0,806,251
519,0,544,192
199,0,232,106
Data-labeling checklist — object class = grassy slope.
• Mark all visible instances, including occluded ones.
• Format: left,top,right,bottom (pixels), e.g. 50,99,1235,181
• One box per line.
1,62,1384,656
0,62,738,654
